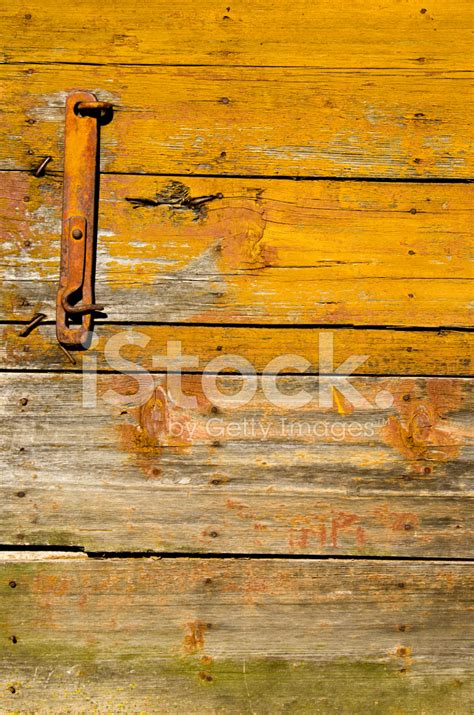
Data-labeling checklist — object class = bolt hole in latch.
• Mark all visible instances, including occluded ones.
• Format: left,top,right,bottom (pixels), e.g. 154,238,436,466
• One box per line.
56,91,114,347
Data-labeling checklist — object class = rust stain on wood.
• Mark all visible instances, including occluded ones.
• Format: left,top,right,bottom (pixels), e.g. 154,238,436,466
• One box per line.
382,379,463,471
184,621,208,655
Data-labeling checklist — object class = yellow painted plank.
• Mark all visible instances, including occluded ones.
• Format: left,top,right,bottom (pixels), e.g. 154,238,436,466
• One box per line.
0,65,472,177
1,373,472,554
0,555,472,713
1,173,472,326
1,0,473,70
1,323,473,376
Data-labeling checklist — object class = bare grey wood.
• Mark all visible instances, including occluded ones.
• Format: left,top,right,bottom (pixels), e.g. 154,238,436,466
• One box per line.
0,373,471,554
0,554,472,713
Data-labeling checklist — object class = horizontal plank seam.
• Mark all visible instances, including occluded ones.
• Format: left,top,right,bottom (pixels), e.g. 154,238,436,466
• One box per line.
0,545,472,562
3,167,473,184
0,368,472,378
4,321,473,333
3,61,474,72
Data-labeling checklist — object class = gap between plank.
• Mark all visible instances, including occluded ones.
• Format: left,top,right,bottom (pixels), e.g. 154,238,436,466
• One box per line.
0,545,472,562
3,60,474,73
4,320,473,333
1,167,473,184
0,368,472,378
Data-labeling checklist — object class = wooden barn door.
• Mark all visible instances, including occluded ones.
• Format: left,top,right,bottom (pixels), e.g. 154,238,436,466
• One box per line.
0,1,472,711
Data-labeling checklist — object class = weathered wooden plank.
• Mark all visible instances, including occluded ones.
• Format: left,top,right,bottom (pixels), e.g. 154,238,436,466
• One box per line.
0,554,472,713
2,323,472,376
0,65,472,177
2,0,473,70
2,173,472,325
0,373,471,554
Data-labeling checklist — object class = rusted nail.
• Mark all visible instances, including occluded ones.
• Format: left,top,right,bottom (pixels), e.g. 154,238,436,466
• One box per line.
186,193,223,208
19,312,47,337
58,343,77,365
34,156,52,177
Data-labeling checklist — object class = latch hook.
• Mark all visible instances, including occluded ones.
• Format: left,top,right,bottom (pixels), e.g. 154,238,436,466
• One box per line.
56,91,112,346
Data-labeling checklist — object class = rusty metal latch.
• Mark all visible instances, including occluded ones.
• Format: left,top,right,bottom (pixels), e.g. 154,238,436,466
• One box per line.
56,91,113,346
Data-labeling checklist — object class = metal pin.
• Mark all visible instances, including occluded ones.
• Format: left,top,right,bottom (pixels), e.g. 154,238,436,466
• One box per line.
75,100,114,117
58,343,77,365
19,313,47,337
34,156,52,178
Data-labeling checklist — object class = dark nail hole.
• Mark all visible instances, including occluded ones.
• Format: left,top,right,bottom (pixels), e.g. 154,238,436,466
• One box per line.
404,523,413,531
9,636,18,644
210,406,219,414
16,492,26,498
410,208,417,215
423,466,431,474
408,250,415,255
8,685,16,694
403,395,411,402
398,582,406,589
211,479,222,486
219,97,230,105
9,581,17,589
420,8,427,13
19,398,28,406
398,625,407,632
199,672,213,682
408,293,414,298
209,531,218,538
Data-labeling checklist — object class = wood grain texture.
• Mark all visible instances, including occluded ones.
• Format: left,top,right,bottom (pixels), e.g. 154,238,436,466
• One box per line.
2,173,472,325
0,373,471,554
0,65,472,177
2,323,472,376
2,0,473,70
0,555,472,713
